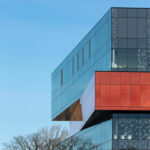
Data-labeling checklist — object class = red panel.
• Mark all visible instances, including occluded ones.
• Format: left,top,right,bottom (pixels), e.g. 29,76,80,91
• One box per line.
131,72,140,85
141,85,150,106
121,85,130,106
110,72,120,85
130,85,140,107
121,72,130,84
111,85,121,106
101,85,110,106
101,72,110,84
95,72,101,85
141,73,150,85
95,85,101,106
95,71,150,111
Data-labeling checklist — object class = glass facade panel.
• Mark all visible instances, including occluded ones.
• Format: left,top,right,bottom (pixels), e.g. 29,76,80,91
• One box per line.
118,39,127,48
111,8,150,72
128,18,137,38
138,18,147,38
128,8,137,17
118,18,127,38
128,39,137,48
118,8,127,17
55,120,112,150
112,112,150,150
52,9,111,119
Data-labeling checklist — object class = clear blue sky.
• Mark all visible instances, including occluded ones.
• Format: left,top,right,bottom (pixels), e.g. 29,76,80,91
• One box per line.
0,0,150,146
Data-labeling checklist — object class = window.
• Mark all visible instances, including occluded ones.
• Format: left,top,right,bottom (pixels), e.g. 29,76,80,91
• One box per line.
138,18,146,38
82,48,84,65
138,39,146,48
128,8,137,17
72,57,74,75
117,39,127,48
128,39,137,48
118,8,127,17
89,40,91,59
118,18,127,38
128,18,137,38
138,8,146,17
77,53,79,71
60,69,63,86
128,49,138,70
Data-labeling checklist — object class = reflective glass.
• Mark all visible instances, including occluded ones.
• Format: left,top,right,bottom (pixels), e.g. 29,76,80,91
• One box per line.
112,112,150,150
117,39,127,48
128,18,137,38
138,8,147,17
128,8,137,17
118,8,127,17
128,39,137,48
128,49,138,69
138,39,147,49
118,18,127,38
138,18,146,38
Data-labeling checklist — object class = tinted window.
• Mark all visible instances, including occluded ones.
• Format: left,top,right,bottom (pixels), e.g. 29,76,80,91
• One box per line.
116,49,127,69
128,8,137,17
61,69,63,86
138,39,147,48
138,18,146,38
117,39,127,48
128,39,137,48
72,57,74,75
118,8,127,17
77,53,79,71
138,9,146,17
128,49,138,69
118,18,127,38
128,18,137,38
82,48,84,65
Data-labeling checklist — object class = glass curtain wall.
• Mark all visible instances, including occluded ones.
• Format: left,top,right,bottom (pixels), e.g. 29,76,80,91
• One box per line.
111,8,150,71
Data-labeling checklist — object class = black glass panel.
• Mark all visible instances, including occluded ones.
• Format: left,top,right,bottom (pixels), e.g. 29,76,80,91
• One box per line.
128,49,138,69
118,18,127,38
128,8,137,17
138,18,146,38
138,8,147,17
128,39,137,48
116,49,128,69
128,18,137,38
118,39,127,48
138,39,147,49
118,8,127,17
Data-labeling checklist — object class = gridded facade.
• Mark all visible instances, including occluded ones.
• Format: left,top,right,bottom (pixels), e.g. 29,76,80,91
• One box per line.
112,112,150,150
111,8,150,71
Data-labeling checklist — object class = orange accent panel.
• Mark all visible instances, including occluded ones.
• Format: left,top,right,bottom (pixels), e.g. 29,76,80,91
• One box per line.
130,85,140,107
111,85,121,106
101,85,110,106
131,72,140,85
110,72,121,85
95,72,101,85
121,72,130,84
141,73,150,85
95,72,150,111
95,85,101,106
101,72,110,84
141,85,150,106
121,85,130,106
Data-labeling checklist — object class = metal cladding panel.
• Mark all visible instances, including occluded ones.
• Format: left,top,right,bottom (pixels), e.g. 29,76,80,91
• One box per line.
95,72,150,110
51,9,111,120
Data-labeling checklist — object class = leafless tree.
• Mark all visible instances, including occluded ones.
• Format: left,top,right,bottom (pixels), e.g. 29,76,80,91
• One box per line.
3,125,69,150
54,136,100,150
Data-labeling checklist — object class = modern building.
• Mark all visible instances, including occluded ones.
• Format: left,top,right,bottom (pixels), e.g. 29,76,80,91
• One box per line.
52,7,150,150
